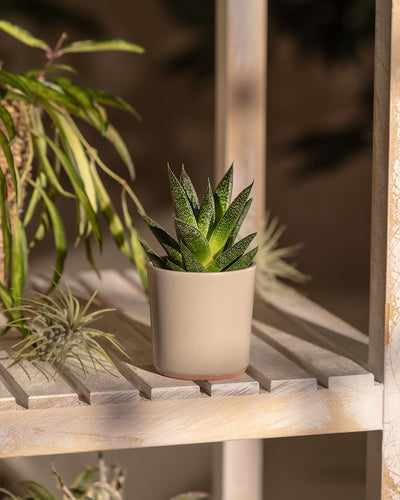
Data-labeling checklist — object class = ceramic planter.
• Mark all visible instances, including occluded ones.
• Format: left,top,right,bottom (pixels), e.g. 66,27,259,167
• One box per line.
147,262,256,380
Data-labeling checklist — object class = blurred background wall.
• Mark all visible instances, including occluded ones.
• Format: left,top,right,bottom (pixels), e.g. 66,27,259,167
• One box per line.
0,1,375,498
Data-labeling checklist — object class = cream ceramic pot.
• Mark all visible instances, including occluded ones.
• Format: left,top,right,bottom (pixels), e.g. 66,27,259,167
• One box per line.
147,262,256,380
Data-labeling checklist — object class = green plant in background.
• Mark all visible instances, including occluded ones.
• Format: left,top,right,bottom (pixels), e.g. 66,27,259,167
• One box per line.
140,164,258,272
0,453,126,500
0,20,147,334
7,283,127,374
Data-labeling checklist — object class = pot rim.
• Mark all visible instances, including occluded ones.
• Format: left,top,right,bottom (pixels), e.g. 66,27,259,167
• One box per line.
147,261,256,277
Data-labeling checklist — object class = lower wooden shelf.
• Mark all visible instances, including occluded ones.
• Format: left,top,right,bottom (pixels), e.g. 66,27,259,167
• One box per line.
0,269,382,458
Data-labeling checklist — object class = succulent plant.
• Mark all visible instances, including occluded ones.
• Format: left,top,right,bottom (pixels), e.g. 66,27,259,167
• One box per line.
140,165,258,272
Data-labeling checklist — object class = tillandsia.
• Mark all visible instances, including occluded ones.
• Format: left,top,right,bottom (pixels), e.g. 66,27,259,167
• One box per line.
0,452,126,500
6,283,127,375
0,20,148,333
139,165,258,272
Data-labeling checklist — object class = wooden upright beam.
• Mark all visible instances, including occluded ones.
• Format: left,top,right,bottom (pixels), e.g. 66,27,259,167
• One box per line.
367,0,400,498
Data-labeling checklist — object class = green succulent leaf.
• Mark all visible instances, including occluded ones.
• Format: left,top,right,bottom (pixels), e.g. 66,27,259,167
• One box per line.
168,165,197,227
209,182,253,257
207,232,256,272
180,243,207,272
214,163,233,221
139,235,167,269
197,179,215,237
0,20,49,50
175,218,212,266
0,170,11,276
166,259,184,271
62,39,145,54
141,214,183,266
224,197,253,249
226,247,258,271
0,70,33,100
10,214,28,303
21,481,57,500
0,128,21,208
0,104,15,143
180,166,199,214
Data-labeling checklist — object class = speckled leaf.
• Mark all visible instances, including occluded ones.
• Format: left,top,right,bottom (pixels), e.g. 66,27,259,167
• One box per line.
141,214,183,266
207,233,256,272
180,166,199,214
214,163,233,221
138,235,167,269
225,197,253,249
175,218,212,266
180,243,207,272
168,166,197,227
209,182,253,257
226,247,258,271
197,179,215,237
166,259,184,271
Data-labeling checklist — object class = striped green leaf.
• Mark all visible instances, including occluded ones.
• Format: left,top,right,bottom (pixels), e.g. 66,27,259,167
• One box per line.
10,213,28,303
24,64,76,77
0,129,21,208
207,233,256,272
22,76,79,114
0,70,33,100
71,465,96,495
141,214,183,266
197,179,215,237
0,20,49,50
224,197,253,249
0,104,15,143
209,182,253,257
103,124,134,179
21,481,57,500
52,76,92,109
180,243,207,272
0,170,11,276
175,218,211,267
62,39,145,54
90,88,140,119
226,247,258,271
180,166,199,214
168,166,197,227
214,163,233,221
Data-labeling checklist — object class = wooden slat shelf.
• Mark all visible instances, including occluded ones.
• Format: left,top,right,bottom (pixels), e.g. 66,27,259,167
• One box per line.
0,270,382,458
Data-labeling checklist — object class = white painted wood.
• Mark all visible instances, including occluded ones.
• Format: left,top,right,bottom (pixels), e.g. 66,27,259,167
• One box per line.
367,0,400,498
197,373,259,397
0,383,383,458
0,350,81,409
247,334,317,393
213,440,263,500
253,321,374,389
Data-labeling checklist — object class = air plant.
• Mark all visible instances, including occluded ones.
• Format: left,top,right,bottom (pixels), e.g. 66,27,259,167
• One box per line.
0,453,126,500
0,20,147,332
139,164,258,272
6,283,127,375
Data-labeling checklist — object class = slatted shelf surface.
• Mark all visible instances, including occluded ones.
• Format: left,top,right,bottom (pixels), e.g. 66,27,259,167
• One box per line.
0,269,382,458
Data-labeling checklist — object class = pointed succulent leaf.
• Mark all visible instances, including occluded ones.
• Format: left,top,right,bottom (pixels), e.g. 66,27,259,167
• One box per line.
197,179,215,237
0,104,15,143
166,259,185,271
180,166,199,214
138,235,166,269
175,218,212,266
226,247,258,271
209,182,253,257
224,197,253,249
168,165,197,227
141,214,183,266
213,163,233,221
180,243,207,272
62,39,145,54
207,233,256,272
0,20,49,50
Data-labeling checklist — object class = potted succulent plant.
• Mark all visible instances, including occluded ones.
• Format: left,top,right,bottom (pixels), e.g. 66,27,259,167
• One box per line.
140,165,257,380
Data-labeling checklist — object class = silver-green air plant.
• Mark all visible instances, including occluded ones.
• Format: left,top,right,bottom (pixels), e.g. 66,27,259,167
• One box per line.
140,165,258,272
7,283,127,375
0,452,126,500
0,20,147,334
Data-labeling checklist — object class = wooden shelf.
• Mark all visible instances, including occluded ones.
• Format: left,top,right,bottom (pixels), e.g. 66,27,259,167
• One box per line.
0,270,382,458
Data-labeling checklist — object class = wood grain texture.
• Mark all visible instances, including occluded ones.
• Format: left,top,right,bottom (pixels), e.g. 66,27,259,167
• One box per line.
253,321,374,389
0,383,383,458
197,373,259,397
247,335,317,393
367,0,400,498
0,376,15,411
0,350,81,409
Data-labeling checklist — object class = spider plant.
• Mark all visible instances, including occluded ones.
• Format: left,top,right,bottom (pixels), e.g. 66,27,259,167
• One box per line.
6,282,127,375
0,20,147,333
0,453,126,500
139,164,258,272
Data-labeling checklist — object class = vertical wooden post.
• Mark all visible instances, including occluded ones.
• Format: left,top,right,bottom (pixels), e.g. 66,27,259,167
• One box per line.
367,0,400,498
214,1,266,499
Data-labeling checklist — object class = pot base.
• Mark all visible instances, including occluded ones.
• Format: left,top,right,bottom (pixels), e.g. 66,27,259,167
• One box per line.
154,366,247,381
